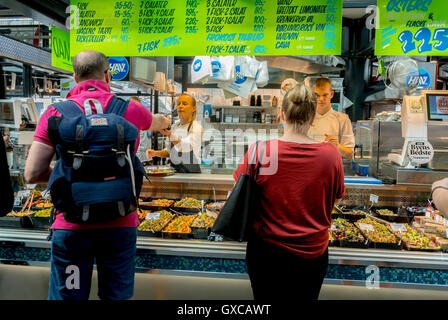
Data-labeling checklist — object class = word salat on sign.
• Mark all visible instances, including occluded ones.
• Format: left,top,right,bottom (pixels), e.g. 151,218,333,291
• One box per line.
70,0,342,56
375,0,448,56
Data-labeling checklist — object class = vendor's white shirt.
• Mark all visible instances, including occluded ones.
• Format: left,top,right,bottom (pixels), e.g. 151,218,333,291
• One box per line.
307,108,355,149
164,120,203,161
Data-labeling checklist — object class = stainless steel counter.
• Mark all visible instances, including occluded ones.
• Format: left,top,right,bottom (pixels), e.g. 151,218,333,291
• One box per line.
1,228,447,270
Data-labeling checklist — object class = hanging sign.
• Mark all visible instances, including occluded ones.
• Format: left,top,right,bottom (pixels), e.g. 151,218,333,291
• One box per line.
375,0,448,56
69,0,342,56
52,26,74,72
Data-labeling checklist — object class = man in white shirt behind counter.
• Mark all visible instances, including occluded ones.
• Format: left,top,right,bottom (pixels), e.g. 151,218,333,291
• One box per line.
307,77,355,159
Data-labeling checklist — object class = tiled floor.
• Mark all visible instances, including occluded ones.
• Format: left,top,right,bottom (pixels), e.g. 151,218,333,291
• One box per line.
1,264,448,300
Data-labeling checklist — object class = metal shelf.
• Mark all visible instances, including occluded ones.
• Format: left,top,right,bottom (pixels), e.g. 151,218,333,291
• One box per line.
210,122,280,126
211,105,278,110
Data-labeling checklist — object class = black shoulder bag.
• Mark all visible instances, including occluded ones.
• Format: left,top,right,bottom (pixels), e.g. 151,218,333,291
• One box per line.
211,140,267,242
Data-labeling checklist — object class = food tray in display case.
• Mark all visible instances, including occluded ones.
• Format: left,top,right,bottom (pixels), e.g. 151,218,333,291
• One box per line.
30,208,52,230
371,206,410,223
0,207,36,229
161,214,197,239
172,198,203,214
336,205,368,221
331,205,343,218
355,216,401,250
145,166,176,177
330,218,368,249
328,231,339,247
204,201,226,212
389,223,441,252
190,211,218,240
138,210,175,237
139,198,175,211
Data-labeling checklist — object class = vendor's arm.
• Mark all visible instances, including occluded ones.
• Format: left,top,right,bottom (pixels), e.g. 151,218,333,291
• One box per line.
24,141,55,183
432,178,448,218
146,149,170,158
324,134,354,159
331,114,355,160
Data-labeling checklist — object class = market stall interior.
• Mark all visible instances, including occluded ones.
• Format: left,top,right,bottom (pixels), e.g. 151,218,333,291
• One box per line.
1,0,448,299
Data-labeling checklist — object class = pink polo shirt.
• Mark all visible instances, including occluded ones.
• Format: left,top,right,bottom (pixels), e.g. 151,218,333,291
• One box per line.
34,80,152,230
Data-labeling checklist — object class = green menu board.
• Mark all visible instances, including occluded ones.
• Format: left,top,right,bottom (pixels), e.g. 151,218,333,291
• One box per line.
70,0,342,56
375,0,448,56
52,26,74,72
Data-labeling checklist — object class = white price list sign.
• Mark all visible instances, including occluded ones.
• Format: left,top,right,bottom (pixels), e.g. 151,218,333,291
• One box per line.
370,194,379,204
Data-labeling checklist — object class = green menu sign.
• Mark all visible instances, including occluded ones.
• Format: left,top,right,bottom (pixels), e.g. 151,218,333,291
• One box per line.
375,0,448,56
52,26,74,72
70,0,342,56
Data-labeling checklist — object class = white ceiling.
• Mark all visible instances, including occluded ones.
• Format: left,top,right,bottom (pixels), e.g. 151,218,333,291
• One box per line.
343,7,371,19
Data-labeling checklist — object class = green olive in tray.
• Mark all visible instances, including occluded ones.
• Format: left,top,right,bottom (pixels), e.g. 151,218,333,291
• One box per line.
173,197,202,209
376,209,398,217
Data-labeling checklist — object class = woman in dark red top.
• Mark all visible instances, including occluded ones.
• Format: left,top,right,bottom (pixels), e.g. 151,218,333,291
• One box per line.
234,83,345,300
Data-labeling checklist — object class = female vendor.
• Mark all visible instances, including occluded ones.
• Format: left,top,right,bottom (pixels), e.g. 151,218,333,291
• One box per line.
146,93,203,173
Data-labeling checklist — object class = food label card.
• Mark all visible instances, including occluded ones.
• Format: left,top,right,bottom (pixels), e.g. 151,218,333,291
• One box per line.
390,223,407,233
145,212,161,220
358,223,374,232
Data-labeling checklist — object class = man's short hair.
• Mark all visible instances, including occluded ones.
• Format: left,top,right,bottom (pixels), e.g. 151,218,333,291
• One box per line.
72,50,110,82
314,77,333,90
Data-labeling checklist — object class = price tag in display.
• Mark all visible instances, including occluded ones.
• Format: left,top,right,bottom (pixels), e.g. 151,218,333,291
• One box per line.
227,191,232,199
145,212,160,220
369,194,379,204
41,190,51,199
331,224,337,231
206,210,218,219
13,190,29,206
435,215,440,222
358,223,374,232
445,228,448,238
390,223,407,233
26,184,37,190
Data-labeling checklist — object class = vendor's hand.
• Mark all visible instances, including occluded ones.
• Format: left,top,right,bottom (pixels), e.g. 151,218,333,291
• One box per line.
146,149,158,158
160,128,171,136
324,134,339,146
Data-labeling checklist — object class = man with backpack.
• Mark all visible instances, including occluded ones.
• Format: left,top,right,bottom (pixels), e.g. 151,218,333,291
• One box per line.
24,50,170,300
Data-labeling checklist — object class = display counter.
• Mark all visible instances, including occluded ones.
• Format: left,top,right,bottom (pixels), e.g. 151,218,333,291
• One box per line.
1,173,448,295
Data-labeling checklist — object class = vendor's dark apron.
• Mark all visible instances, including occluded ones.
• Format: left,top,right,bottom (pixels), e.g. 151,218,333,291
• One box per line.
169,121,201,173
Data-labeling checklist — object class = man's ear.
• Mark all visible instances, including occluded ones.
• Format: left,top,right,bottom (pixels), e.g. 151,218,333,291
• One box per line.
105,70,111,85
330,90,334,99
73,74,78,84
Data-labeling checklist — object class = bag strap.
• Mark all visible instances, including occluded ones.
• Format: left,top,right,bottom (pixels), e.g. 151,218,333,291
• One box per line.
106,96,130,117
246,141,260,175
253,141,267,180
51,100,84,118
245,140,267,179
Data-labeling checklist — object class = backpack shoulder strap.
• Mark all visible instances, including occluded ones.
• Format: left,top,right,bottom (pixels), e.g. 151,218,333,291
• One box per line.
106,96,130,117
51,100,84,118
48,100,83,146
